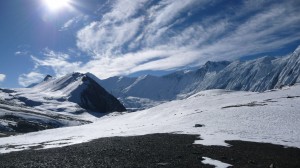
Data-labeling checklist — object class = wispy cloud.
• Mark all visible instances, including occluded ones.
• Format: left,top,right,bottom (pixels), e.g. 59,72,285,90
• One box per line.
31,49,82,77
60,14,90,31
26,0,300,79
0,74,6,82
18,72,44,87
15,44,31,56
15,51,29,56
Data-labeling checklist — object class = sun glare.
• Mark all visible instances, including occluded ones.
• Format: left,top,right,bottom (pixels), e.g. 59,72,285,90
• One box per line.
43,0,71,11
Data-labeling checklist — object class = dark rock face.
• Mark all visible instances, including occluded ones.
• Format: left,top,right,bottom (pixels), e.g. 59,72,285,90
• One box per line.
17,97,43,107
43,75,53,81
194,124,205,127
69,74,126,113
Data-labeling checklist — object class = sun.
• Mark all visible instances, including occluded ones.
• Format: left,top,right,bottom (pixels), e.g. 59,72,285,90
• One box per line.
43,0,71,11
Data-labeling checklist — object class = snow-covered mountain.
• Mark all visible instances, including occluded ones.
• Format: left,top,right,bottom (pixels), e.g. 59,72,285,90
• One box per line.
99,46,300,110
26,72,126,113
2,84,299,153
0,72,126,135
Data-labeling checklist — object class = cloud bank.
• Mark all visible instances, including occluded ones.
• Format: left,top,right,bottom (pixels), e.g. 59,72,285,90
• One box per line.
22,0,300,85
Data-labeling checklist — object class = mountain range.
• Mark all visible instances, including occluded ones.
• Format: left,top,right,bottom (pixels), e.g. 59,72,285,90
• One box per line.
1,42,299,168
99,46,300,110
1,46,299,134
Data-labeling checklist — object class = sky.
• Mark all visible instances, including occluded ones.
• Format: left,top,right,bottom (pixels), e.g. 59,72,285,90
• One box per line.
0,0,300,88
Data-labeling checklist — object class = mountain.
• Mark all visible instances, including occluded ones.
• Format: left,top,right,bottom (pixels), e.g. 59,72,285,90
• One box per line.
0,72,126,135
2,82,300,152
1,72,126,114
26,72,126,113
99,46,300,110
43,74,53,81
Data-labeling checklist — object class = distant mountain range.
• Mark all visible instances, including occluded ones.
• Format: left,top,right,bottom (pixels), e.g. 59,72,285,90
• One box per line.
1,46,299,135
2,46,300,112
99,46,300,110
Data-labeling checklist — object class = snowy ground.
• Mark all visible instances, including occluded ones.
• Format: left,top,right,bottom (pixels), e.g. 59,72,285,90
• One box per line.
202,157,232,168
0,89,90,135
0,84,300,153
0,101,90,135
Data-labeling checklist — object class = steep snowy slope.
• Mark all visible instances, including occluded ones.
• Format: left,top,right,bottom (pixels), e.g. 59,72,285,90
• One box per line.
11,72,126,113
99,46,300,110
209,49,300,91
275,46,300,87
1,84,299,153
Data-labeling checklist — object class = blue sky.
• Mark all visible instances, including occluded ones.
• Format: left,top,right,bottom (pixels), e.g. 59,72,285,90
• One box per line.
0,0,300,88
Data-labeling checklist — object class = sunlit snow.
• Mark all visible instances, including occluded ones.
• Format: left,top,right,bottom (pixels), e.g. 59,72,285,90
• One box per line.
0,84,300,153
202,157,232,168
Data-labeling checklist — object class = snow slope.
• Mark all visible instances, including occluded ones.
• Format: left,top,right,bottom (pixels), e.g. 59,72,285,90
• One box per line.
202,157,232,168
0,73,127,135
1,84,299,153
99,46,300,110
5,72,126,113
0,98,89,136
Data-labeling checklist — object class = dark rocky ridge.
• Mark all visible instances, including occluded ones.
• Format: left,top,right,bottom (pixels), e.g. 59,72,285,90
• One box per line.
69,74,126,112
43,75,53,81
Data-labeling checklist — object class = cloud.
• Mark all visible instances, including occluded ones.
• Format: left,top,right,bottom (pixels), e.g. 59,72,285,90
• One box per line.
18,72,44,87
28,0,300,79
15,51,29,56
15,45,31,56
31,49,82,77
77,17,144,56
60,15,90,31
0,74,6,82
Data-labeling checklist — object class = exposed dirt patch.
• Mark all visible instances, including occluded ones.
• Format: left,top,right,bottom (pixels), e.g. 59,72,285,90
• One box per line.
222,101,267,109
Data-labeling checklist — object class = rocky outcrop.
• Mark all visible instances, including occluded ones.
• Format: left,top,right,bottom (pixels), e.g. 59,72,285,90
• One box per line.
68,73,126,112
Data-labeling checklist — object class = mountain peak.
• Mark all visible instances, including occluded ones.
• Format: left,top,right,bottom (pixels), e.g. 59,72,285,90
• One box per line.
255,56,276,64
34,72,126,113
293,45,300,54
43,75,53,81
202,60,231,73
204,60,231,66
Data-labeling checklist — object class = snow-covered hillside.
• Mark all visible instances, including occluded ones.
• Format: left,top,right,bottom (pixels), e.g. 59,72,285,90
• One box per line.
0,98,90,137
99,46,300,110
0,73,126,136
1,84,299,153
3,72,126,113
